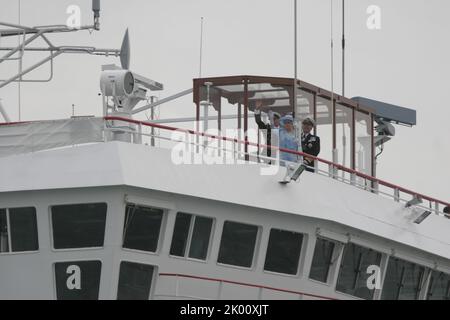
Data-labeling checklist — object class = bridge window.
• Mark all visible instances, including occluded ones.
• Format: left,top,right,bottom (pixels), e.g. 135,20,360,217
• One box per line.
170,212,213,260
309,238,336,283
193,76,375,178
316,96,333,166
117,261,154,300
52,203,107,249
427,271,450,300
264,229,303,275
335,103,354,175
122,204,164,253
336,243,382,299
218,221,258,268
54,260,101,300
381,257,425,300
0,207,38,253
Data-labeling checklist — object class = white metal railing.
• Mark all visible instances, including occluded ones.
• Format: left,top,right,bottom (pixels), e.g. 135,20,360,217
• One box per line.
156,273,333,300
104,116,450,218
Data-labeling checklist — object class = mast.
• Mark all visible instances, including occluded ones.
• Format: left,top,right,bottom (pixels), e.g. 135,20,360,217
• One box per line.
199,17,204,78
18,0,22,121
342,0,345,96
330,0,338,173
341,0,347,177
330,0,334,99
293,0,298,115
293,0,303,158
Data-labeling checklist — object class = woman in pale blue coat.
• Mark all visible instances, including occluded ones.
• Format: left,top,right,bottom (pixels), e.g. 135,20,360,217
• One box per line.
279,115,299,164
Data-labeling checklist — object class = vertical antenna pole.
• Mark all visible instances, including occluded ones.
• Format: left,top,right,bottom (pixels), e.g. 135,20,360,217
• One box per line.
330,0,334,100
341,0,348,177
342,0,345,96
293,0,298,113
18,0,22,121
294,0,303,159
199,17,204,78
331,0,338,172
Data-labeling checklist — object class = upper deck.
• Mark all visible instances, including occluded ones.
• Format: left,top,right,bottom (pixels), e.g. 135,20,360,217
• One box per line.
193,75,415,179
0,74,446,219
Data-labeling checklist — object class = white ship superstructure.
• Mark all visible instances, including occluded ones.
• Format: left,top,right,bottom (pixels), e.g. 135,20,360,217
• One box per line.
0,1,449,301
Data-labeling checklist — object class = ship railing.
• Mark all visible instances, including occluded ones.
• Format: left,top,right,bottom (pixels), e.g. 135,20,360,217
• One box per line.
155,273,336,300
104,116,450,218
0,117,105,157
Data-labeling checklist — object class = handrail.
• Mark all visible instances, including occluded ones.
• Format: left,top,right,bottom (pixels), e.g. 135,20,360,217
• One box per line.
105,116,450,209
158,272,337,300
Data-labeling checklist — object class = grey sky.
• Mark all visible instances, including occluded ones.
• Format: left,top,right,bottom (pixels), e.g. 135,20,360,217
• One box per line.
1,0,449,201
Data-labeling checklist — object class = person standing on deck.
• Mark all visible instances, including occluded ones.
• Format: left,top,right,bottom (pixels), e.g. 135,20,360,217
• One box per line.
254,100,281,160
279,114,299,164
300,117,321,172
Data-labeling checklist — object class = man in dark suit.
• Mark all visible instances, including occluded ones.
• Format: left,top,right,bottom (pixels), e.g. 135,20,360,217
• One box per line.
301,117,320,172
254,101,280,159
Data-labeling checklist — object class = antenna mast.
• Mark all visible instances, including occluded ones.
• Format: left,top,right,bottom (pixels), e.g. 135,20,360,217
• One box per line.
293,0,303,160
18,0,22,121
199,17,204,78
342,0,345,96
293,0,298,111
331,0,338,173
330,0,334,102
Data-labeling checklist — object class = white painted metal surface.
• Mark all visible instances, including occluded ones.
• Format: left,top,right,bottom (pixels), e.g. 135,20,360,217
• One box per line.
0,118,104,158
0,140,448,300
0,141,448,261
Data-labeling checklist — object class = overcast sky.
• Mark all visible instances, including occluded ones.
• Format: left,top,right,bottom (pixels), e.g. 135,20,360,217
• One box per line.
1,0,449,202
